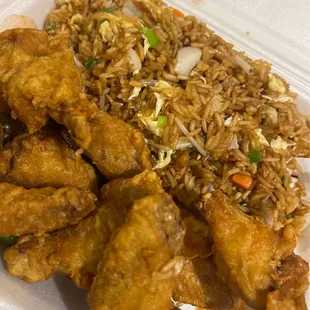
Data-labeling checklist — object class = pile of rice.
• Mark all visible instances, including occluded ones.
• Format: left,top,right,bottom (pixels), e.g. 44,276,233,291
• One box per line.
45,0,310,233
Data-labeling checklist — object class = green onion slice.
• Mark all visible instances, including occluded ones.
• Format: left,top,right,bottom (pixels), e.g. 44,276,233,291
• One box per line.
104,7,117,13
85,56,100,69
45,24,58,34
248,150,262,163
0,236,18,246
140,27,159,48
157,115,168,128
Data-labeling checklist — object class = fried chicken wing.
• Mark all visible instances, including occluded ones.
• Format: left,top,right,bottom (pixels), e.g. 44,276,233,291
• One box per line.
174,211,244,310
202,192,298,309
0,29,151,178
4,171,163,287
180,210,212,260
0,129,98,193
0,182,96,236
88,193,185,310
266,254,309,310
174,257,244,310
0,29,81,133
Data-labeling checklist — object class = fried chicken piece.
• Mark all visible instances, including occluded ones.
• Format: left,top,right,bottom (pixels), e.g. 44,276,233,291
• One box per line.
174,257,245,310
0,129,98,193
0,113,26,144
0,182,96,236
0,29,151,178
0,29,83,133
202,191,297,310
180,210,212,260
266,254,309,310
4,171,163,287
88,193,185,310
82,110,151,179
173,211,244,310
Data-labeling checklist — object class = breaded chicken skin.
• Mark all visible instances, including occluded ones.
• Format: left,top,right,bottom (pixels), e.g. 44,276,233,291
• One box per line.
0,182,96,236
4,171,163,287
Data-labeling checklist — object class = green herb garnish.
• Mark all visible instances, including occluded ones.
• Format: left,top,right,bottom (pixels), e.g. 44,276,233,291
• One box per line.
140,27,159,48
104,7,117,13
0,236,18,246
45,24,58,34
248,150,262,163
199,131,206,142
157,115,168,128
85,56,100,69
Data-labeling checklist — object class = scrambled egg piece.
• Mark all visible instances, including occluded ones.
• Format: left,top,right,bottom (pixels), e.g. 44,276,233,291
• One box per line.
152,80,172,95
142,34,151,56
268,74,286,94
224,115,233,127
136,112,163,137
153,150,173,170
99,21,113,42
266,107,278,125
270,136,288,153
128,87,141,100
254,128,269,146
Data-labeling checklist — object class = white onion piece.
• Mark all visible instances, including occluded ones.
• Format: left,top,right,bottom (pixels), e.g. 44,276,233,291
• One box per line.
99,94,105,110
74,55,85,71
175,140,193,150
175,117,208,157
0,14,38,32
122,0,142,17
175,47,202,77
233,55,253,74
228,134,239,150
127,48,141,74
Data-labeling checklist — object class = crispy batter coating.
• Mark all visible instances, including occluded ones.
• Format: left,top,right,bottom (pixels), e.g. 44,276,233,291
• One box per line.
0,129,98,193
202,191,297,310
0,29,151,179
4,171,163,287
174,257,244,310
174,211,244,310
180,210,212,260
266,254,309,310
88,193,185,310
0,182,96,236
0,29,82,133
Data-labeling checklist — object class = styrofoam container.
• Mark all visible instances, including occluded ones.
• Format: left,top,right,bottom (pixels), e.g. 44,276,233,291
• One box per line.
0,0,309,309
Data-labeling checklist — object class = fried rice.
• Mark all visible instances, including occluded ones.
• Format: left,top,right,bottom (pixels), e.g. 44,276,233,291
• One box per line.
45,0,310,233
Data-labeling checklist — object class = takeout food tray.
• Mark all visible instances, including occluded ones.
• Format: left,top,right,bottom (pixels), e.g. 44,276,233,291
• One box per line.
0,0,309,309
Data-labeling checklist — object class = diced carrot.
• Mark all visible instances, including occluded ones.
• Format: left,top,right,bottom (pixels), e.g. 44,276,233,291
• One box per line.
172,8,184,17
231,174,253,190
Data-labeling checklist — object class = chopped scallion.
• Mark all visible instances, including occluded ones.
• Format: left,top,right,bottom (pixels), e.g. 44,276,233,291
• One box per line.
104,7,117,13
199,131,206,142
287,211,295,218
45,24,58,34
210,160,219,166
140,27,159,48
157,115,168,128
240,201,247,207
248,150,262,163
0,236,18,246
85,56,100,69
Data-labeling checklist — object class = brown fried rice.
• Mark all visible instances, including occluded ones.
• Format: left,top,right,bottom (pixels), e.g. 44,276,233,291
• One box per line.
45,0,310,233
